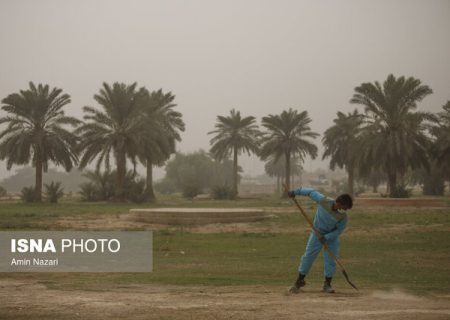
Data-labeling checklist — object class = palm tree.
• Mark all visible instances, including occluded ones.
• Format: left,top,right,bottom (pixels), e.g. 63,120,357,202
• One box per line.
0,82,80,202
322,110,364,196
76,82,147,200
438,101,450,124
260,109,318,192
139,89,185,201
209,109,260,197
350,74,434,197
432,101,450,191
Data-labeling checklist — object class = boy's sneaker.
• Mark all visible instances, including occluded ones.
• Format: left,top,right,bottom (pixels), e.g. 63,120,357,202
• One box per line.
289,278,306,294
323,278,335,293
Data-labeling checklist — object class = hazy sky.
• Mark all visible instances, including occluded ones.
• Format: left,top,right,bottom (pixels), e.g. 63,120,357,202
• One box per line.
0,0,449,180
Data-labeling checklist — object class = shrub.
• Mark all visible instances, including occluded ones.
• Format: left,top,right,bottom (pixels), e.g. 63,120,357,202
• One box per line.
211,184,236,200
44,181,64,203
154,178,177,194
182,184,202,199
82,170,115,201
0,186,7,197
390,185,412,198
125,178,148,203
21,186,36,202
80,172,150,203
161,151,240,196
80,183,95,201
79,182,99,201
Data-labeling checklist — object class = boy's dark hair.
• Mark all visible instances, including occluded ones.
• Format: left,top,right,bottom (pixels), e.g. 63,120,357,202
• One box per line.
336,193,353,209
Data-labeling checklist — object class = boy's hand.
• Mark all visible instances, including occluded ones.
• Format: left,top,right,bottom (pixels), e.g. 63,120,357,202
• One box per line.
287,190,296,198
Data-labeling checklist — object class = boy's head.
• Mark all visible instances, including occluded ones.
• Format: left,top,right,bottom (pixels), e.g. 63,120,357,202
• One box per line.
335,193,353,210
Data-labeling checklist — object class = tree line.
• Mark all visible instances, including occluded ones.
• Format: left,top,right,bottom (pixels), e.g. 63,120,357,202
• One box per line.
208,74,449,198
0,82,184,202
0,74,449,201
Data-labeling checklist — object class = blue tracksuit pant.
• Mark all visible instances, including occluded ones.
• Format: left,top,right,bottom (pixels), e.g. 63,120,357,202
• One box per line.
299,231,340,278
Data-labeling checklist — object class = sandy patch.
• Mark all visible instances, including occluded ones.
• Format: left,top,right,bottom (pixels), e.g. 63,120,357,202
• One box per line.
0,279,449,320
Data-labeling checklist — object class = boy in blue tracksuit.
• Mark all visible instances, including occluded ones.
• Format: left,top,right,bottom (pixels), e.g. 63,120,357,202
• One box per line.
287,187,353,293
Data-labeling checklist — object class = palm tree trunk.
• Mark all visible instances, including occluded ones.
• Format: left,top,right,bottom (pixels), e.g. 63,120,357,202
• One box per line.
35,157,43,202
233,146,238,198
115,150,126,201
387,169,397,198
372,183,378,193
347,164,354,196
285,151,291,194
276,175,280,194
399,172,405,187
146,158,156,202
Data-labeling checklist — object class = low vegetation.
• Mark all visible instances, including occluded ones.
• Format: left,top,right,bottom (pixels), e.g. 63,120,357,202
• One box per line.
0,198,448,294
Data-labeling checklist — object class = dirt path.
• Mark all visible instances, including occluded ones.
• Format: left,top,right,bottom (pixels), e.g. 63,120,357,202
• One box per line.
54,212,450,236
53,211,307,233
1,279,449,320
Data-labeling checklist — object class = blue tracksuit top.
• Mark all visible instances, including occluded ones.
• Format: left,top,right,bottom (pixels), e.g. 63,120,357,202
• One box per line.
293,187,347,241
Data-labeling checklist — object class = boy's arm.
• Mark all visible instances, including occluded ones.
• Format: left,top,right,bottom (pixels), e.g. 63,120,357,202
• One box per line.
324,218,348,242
292,187,325,203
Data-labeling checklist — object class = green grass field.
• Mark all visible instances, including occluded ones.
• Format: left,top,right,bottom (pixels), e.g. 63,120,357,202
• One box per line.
0,197,449,295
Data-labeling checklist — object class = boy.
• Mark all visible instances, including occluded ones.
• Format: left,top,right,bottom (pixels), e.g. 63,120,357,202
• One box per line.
287,187,353,293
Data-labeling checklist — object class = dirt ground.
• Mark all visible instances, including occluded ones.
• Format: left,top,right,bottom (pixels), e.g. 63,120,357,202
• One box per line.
1,278,449,320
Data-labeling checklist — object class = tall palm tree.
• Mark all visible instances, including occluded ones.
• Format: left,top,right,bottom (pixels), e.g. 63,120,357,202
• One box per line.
0,82,80,202
76,82,147,200
432,101,450,191
260,108,318,192
139,89,185,201
209,109,260,197
350,74,434,197
322,110,364,196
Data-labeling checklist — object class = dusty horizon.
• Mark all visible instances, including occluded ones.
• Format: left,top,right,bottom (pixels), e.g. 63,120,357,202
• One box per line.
0,0,449,181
